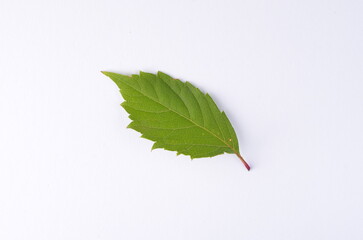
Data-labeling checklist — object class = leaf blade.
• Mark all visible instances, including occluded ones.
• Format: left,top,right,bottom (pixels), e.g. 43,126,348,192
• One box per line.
103,71,248,168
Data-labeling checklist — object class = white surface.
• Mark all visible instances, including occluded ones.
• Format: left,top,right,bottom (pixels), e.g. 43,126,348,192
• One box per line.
0,0,362,239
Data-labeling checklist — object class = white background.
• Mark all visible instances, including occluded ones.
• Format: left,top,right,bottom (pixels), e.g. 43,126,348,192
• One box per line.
0,0,362,239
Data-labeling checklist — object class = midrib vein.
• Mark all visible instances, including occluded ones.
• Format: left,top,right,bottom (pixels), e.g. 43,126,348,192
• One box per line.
121,79,238,153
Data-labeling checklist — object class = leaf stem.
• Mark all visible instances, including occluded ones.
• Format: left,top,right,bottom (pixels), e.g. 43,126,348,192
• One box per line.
236,153,250,171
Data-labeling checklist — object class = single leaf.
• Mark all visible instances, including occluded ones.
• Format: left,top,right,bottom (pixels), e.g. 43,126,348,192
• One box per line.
103,71,250,170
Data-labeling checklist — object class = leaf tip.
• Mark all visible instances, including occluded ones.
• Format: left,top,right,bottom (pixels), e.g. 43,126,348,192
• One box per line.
101,71,111,76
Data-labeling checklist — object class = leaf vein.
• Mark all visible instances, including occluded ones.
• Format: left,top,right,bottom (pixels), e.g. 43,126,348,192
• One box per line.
116,76,238,154
159,76,191,118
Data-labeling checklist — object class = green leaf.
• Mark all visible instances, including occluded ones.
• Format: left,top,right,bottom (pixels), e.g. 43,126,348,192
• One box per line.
103,71,250,170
